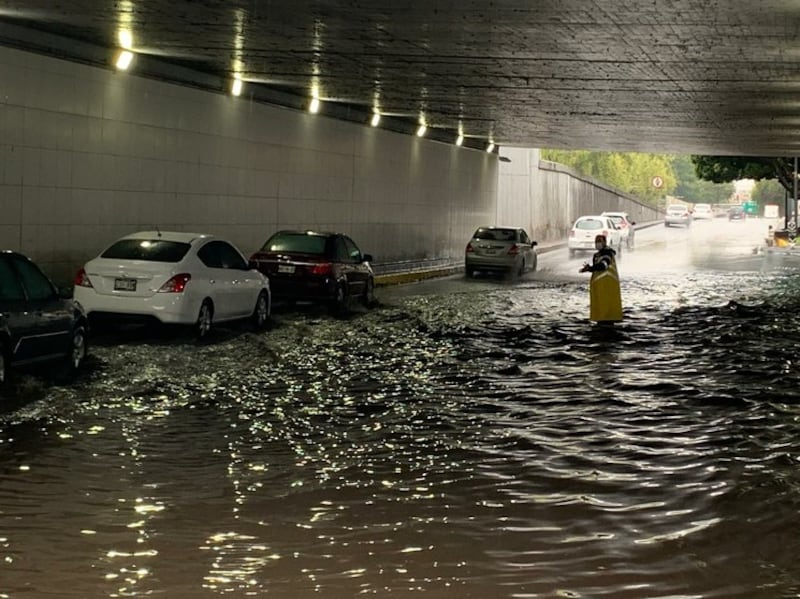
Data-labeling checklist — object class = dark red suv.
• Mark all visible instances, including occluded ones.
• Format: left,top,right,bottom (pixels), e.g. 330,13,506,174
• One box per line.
249,231,375,313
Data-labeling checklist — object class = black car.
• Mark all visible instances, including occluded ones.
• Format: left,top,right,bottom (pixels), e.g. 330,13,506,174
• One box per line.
0,251,88,393
249,231,374,313
729,206,745,221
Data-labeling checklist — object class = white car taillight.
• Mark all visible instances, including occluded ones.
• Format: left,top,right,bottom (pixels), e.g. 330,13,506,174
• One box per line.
74,268,93,288
158,273,191,293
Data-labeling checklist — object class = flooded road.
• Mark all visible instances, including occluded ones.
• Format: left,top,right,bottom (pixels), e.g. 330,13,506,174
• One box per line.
3,217,800,598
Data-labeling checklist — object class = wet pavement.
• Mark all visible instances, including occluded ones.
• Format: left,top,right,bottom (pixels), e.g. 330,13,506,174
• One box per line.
2,217,800,598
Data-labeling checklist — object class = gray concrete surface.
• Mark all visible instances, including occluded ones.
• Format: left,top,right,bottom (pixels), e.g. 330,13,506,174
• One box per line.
0,2,796,155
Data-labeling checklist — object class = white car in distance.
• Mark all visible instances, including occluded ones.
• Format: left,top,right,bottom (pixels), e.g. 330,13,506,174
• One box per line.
601,211,636,250
692,203,713,219
73,231,271,338
568,215,623,258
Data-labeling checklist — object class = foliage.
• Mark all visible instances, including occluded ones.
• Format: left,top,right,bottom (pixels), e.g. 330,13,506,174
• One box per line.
670,155,734,203
541,149,675,205
750,179,785,208
541,150,734,206
691,156,798,194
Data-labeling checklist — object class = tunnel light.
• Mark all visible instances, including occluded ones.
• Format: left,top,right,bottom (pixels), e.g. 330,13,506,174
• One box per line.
118,30,133,50
309,97,321,113
115,50,134,71
371,113,381,127
416,124,427,137
456,134,464,146
117,29,133,50
486,142,495,153
231,78,243,96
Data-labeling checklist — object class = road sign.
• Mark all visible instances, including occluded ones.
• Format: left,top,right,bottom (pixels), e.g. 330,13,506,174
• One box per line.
651,176,664,189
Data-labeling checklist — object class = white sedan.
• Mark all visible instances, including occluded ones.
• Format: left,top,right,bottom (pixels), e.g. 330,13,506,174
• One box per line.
73,231,271,338
568,215,623,257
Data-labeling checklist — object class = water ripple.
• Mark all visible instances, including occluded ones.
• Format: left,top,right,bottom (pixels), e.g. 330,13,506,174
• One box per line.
2,267,800,597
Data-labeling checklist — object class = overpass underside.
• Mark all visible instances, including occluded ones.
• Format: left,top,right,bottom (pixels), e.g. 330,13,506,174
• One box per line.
0,1,798,156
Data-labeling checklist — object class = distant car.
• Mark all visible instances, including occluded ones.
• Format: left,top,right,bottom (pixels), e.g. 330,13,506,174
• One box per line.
568,216,623,257
1,251,88,392
664,204,692,227
464,226,538,277
249,230,374,314
601,211,636,249
74,231,271,338
728,206,745,221
692,203,713,219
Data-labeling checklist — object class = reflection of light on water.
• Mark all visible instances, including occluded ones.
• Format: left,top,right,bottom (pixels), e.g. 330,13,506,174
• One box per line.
134,498,165,514
201,532,280,592
106,549,158,558
7,216,800,597
635,517,722,544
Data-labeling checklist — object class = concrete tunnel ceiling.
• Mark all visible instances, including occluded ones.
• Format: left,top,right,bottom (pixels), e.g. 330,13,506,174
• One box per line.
2,0,800,157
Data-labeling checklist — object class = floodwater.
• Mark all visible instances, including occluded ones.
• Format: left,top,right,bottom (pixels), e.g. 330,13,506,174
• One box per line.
2,217,800,598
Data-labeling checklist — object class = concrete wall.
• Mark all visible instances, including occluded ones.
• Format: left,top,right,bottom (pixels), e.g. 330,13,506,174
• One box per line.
497,147,662,244
0,46,497,284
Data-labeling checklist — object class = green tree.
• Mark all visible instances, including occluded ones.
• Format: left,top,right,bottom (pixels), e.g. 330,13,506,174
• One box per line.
750,179,785,212
671,155,733,203
691,156,797,194
541,149,675,206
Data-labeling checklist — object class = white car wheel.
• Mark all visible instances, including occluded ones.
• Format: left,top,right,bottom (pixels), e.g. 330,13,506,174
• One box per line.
251,292,270,331
196,301,213,338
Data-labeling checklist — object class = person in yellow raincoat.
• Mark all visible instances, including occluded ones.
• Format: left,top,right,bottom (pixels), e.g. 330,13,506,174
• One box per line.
579,234,623,323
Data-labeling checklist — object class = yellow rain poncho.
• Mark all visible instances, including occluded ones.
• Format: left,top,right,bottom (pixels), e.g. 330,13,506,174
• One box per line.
581,244,623,323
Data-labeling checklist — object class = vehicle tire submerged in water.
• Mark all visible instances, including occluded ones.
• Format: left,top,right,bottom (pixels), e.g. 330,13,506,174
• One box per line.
361,277,375,308
250,291,270,331
0,342,9,398
59,324,88,382
330,282,349,316
195,300,214,339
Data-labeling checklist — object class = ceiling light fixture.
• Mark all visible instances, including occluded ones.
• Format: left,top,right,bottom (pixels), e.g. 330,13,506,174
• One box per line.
231,77,243,96
371,113,381,127
309,97,321,113
118,30,133,50
115,50,134,70
416,124,427,137
456,134,464,146
486,142,496,153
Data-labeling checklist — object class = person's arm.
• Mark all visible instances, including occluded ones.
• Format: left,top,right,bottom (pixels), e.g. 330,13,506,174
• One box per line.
584,253,612,272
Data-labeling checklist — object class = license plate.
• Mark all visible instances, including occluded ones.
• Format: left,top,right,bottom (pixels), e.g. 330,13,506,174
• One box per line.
114,278,137,291
277,264,295,274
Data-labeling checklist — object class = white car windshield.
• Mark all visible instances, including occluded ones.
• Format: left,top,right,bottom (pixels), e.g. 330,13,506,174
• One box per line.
575,219,603,230
101,239,191,262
